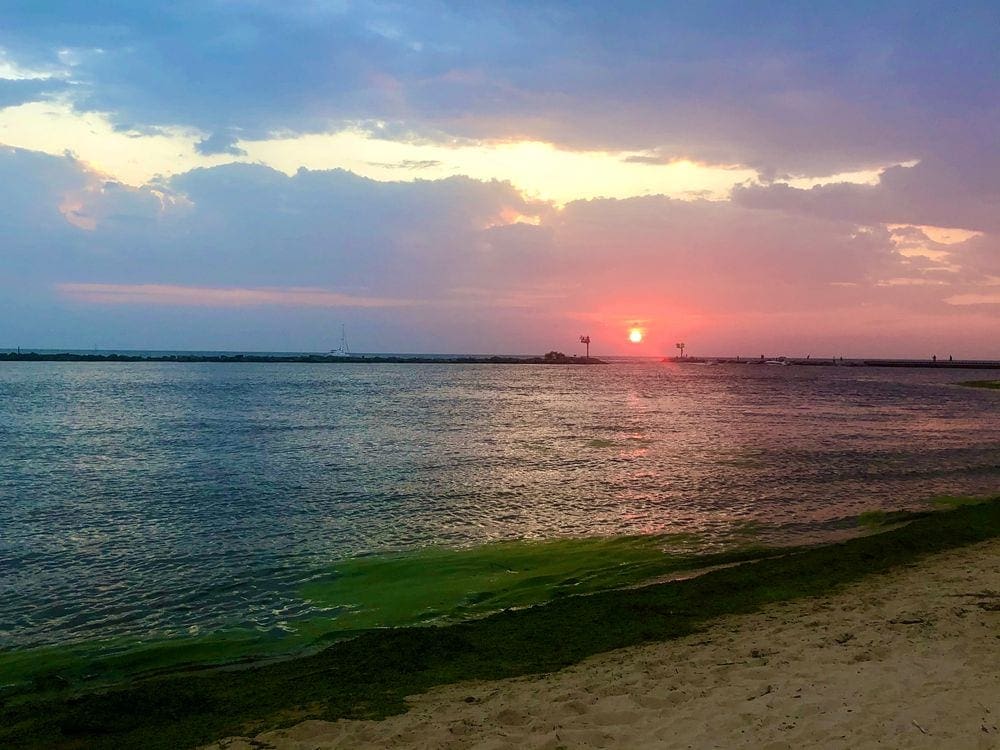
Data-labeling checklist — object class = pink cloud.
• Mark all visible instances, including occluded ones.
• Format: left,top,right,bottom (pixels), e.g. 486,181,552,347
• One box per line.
945,292,1000,306
56,283,412,308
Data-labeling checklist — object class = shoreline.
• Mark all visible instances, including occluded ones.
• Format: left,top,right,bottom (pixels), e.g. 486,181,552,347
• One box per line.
217,535,1000,749
3,498,999,750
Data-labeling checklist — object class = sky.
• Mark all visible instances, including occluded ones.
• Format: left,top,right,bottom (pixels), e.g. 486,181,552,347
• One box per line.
1,1,998,357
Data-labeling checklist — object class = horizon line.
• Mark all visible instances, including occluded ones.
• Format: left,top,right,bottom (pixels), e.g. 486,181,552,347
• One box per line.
4,347,1000,364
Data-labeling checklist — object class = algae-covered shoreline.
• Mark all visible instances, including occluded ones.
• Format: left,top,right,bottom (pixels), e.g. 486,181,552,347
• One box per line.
2,496,999,750
960,379,1000,390
0,531,770,694
224,530,1000,750
0,512,917,695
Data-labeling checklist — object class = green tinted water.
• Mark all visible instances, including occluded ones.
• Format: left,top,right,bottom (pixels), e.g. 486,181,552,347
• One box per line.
2,530,766,692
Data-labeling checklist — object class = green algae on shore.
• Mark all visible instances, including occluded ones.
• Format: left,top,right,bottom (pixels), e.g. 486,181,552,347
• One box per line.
2,496,999,750
0,522,806,695
959,380,1000,389
855,508,927,529
299,533,767,632
0,532,763,694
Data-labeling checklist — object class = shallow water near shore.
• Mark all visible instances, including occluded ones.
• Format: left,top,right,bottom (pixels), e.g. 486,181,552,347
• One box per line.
1,361,998,685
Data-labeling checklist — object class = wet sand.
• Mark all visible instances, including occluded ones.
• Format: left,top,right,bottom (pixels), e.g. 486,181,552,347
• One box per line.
209,538,1000,750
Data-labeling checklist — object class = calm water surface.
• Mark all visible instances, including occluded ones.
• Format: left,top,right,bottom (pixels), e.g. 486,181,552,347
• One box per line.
1,362,998,650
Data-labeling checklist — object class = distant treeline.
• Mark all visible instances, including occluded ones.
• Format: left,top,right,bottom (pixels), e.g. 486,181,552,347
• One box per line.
0,351,607,365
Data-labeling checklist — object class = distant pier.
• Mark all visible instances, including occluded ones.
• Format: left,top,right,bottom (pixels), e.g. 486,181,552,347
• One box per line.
0,352,608,365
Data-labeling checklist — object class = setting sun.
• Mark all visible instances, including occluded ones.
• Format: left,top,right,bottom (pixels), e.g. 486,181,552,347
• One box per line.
628,328,643,343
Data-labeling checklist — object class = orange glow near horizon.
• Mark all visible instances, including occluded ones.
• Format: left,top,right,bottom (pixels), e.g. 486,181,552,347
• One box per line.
628,328,644,343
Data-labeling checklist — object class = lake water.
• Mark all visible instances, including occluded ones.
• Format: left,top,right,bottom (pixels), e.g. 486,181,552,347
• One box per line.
1,362,997,675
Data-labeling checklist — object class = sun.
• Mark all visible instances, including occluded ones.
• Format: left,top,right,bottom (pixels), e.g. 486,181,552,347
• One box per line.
628,328,643,344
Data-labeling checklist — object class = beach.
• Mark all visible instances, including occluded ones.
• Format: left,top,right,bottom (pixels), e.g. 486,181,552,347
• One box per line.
209,537,1000,750
6,3,1000,747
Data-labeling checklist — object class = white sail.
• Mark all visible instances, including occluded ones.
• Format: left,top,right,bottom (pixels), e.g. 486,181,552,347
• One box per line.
330,324,351,356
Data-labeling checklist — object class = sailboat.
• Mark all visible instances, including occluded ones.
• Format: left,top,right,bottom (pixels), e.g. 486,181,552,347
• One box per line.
330,324,351,357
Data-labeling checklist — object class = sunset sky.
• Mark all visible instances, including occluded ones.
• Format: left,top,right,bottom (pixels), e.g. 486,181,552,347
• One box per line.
1,1,998,356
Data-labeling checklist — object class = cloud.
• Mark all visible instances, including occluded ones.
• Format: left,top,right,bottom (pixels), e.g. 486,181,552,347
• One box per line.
1,145,997,356
0,146,91,264
621,155,679,166
543,197,905,312
194,130,247,156
366,159,442,170
732,157,1000,234
1,2,997,178
0,77,65,108
945,291,1000,306
56,283,411,308
946,233,1000,278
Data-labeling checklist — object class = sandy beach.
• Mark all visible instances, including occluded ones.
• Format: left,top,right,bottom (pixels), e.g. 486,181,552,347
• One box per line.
209,538,1000,750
